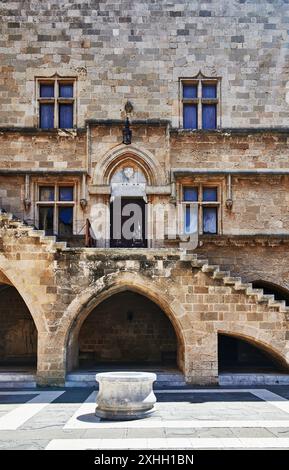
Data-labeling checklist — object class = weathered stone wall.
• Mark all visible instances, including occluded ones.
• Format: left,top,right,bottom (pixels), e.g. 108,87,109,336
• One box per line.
1,1,289,128
170,131,289,170
0,130,86,171
0,175,24,218
78,291,177,365
0,285,37,363
1,214,289,385
224,176,289,234
196,237,289,289
178,172,289,236
2,128,289,238
90,124,170,184
1,1,289,387
50,245,289,384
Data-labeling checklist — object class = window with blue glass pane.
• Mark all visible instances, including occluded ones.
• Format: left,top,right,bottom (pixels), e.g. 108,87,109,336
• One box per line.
39,186,54,201
59,186,73,201
185,205,198,234
39,206,54,235
59,103,73,128
183,104,197,129
59,83,73,98
202,83,217,98
203,187,217,202
183,187,198,202
40,83,54,98
203,207,217,234
183,84,197,99
202,103,216,129
40,103,54,129
58,206,73,236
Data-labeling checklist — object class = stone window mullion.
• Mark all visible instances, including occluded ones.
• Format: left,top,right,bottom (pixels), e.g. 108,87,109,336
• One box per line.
54,80,58,129
198,80,202,130
198,183,203,234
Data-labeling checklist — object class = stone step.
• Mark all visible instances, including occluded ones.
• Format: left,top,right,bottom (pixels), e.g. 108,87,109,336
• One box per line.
212,270,230,280
40,236,57,243
65,371,186,388
191,254,289,316
257,294,274,303
259,294,275,303
268,298,286,308
246,287,264,299
0,372,36,388
219,373,289,386
191,259,208,268
28,230,46,238
246,288,264,296
8,223,26,229
54,241,68,249
180,253,198,262
201,264,219,273
0,381,37,389
279,304,289,313
8,225,25,231
233,282,253,291
223,276,242,285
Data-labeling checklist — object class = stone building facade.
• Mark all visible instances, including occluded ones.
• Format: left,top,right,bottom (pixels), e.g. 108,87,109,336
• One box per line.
1,0,289,386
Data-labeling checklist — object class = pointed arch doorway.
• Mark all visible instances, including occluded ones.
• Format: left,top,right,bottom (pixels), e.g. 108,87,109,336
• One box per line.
109,160,148,248
66,289,184,385
110,197,147,248
0,274,37,387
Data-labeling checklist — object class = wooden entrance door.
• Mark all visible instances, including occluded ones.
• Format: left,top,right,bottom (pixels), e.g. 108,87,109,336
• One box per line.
110,197,147,248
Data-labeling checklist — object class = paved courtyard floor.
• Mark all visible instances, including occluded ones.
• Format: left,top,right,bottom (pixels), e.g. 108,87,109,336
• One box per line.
1,386,289,450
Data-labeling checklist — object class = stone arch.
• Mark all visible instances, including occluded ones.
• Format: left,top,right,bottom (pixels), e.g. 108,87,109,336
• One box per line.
107,155,151,186
61,271,190,376
78,291,179,368
93,144,167,186
0,256,46,333
0,263,40,369
217,327,289,372
0,271,12,286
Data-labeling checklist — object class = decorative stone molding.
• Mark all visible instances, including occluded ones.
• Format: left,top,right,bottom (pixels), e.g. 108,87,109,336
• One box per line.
80,198,88,210
93,144,167,186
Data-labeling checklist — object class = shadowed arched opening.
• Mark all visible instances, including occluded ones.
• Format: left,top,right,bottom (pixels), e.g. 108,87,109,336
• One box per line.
218,333,288,373
69,289,182,373
0,282,37,372
252,280,289,306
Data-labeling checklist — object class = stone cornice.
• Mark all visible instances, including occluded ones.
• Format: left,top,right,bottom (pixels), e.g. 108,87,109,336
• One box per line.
199,234,289,247
1,125,289,136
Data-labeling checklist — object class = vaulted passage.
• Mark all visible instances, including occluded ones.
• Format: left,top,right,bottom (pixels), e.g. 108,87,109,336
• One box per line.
77,291,178,369
218,334,285,373
0,284,37,369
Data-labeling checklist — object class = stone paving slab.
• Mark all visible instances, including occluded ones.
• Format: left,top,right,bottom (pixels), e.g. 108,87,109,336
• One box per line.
0,387,288,449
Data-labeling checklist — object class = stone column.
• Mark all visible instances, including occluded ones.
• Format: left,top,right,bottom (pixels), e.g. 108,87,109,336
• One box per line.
184,330,218,385
36,332,66,386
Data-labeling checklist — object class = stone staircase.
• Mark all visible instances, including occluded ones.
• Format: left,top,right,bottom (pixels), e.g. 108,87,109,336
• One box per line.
0,210,68,251
0,371,36,389
1,209,288,317
1,211,289,388
180,250,289,316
